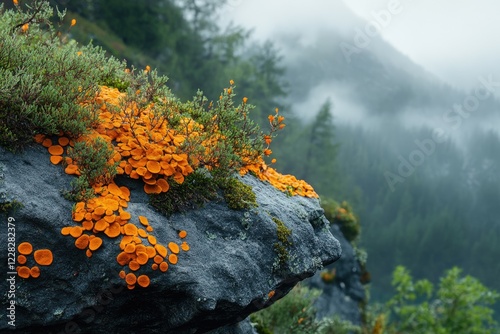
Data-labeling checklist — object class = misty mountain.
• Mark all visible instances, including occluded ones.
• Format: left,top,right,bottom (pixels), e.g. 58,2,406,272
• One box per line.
271,4,500,130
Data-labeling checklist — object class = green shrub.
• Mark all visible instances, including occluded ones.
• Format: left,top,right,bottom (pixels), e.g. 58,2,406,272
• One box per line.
370,266,500,334
64,137,117,201
251,284,361,334
0,1,126,151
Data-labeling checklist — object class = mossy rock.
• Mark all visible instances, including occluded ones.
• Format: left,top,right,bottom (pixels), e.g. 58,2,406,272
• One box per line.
221,177,257,211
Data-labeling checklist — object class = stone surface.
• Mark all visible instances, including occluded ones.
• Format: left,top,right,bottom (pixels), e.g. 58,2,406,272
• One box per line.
0,145,341,333
306,224,366,325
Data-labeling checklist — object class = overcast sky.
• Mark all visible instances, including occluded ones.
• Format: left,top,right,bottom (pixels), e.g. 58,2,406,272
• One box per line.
221,0,500,90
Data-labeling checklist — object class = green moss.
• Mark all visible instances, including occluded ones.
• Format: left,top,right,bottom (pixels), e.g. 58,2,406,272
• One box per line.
149,170,218,216
220,177,257,210
272,217,292,269
0,199,23,214
321,198,361,242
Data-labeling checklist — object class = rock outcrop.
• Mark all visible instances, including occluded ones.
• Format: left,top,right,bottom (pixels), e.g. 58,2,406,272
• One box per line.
306,224,366,325
0,145,341,333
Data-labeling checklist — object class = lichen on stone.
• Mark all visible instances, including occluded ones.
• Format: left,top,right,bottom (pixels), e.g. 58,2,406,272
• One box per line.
272,217,293,271
221,177,257,210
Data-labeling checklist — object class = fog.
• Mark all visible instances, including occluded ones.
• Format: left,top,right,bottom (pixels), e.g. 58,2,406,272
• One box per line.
222,0,500,91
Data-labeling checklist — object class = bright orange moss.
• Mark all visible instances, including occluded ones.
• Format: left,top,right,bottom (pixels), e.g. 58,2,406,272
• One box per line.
37,83,315,288
240,156,318,198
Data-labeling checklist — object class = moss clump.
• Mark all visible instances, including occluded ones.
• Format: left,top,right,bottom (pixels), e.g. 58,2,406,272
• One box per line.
149,170,218,216
321,198,360,242
0,199,23,214
272,217,292,269
220,177,257,210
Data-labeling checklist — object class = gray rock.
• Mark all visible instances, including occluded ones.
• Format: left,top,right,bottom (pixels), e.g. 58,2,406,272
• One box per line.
306,224,366,325
0,145,341,333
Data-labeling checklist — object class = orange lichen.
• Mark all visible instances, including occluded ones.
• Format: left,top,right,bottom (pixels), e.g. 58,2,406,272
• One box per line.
156,178,169,192
125,273,137,285
86,249,93,258
119,270,126,279
153,255,163,264
34,249,53,266
128,260,140,271
104,222,121,238
58,137,70,146
178,230,187,239
34,134,45,143
117,252,131,266
147,235,157,245
137,275,150,288
89,237,103,251
18,242,33,255
168,242,179,254
146,160,161,174
17,266,31,278
138,228,148,238
146,246,156,258
17,255,27,265
48,145,64,156
75,235,90,249
30,266,40,278
50,155,64,165
124,223,138,236
159,261,168,272
41,138,52,148
124,243,136,254
69,226,83,238
65,164,79,175
151,263,159,270
168,254,178,265
136,252,149,265
181,242,190,252
154,244,167,258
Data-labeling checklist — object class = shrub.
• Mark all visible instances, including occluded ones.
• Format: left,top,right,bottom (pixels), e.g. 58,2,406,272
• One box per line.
0,1,126,151
368,266,500,334
251,284,360,334
65,137,117,201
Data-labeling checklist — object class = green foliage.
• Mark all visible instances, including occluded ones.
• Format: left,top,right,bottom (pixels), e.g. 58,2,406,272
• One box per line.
373,266,500,334
220,177,257,210
149,169,218,216
272,217,292,270
251,284,361,334
65,137,117,201
0,1,126,151
182,84,267,179
321,198,360,243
